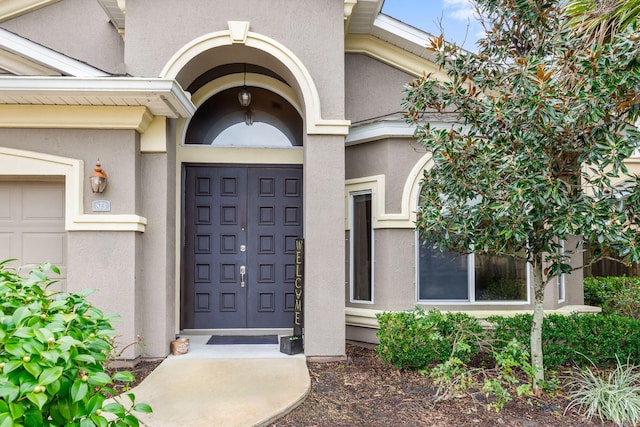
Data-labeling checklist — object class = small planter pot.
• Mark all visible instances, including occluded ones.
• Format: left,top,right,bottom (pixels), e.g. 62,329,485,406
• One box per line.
280,335,303,355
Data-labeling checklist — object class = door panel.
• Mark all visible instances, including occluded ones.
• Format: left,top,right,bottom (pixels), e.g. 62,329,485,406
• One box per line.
182,165,302,330
247,168,303,328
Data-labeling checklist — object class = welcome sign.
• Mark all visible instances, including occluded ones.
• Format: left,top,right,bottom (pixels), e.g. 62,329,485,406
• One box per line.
294,239,304,338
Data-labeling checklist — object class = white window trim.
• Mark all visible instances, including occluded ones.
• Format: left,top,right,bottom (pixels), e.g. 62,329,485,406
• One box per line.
350,190,375,304
415,231,531,305
557,240,566,303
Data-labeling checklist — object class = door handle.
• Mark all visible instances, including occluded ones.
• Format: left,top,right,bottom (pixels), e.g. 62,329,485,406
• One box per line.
240,265,246,288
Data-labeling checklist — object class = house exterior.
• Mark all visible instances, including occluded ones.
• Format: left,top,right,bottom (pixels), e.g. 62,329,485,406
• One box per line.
0,0,633,360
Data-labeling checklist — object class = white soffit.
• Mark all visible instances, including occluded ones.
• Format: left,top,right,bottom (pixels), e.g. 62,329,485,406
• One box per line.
97,0,125,33
0,0,60,22
0,28,109,77
0,76,196,118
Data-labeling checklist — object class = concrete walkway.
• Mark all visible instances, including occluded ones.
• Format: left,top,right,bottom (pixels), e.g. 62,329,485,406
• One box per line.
125,335,310,427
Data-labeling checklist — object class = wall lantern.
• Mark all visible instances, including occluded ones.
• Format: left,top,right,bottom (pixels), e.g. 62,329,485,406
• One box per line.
89,159,108,193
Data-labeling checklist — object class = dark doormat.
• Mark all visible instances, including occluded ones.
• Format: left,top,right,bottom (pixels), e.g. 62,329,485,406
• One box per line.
207,335,279,345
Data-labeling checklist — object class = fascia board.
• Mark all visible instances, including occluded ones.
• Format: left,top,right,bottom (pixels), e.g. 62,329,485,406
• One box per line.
0,76,196,118
0,0,60,22
0,28,109,77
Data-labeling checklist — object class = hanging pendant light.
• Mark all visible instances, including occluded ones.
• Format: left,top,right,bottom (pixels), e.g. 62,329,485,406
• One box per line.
238,64,251,107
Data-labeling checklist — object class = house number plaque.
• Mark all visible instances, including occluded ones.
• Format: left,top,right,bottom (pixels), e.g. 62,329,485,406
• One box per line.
91,200,111,212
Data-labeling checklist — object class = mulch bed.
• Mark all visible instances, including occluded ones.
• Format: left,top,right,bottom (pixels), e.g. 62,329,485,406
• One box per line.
108,345,617,426
269,344,615,427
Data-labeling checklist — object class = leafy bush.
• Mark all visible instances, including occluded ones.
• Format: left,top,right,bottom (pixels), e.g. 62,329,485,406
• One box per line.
584,276,640,318
566,359,640,426
489,314,640,368
0,261,151,426
376,307,485,369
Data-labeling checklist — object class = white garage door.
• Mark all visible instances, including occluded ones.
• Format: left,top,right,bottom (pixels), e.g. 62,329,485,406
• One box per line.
0,181,67,288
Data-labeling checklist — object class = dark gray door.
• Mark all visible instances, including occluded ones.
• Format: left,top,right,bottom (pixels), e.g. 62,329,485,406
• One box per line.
182,165,303,329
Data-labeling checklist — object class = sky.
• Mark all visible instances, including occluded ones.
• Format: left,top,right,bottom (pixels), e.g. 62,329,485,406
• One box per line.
381,0,484,51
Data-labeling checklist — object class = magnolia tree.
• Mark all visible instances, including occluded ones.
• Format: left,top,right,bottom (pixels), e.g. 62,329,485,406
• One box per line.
404,0,640,391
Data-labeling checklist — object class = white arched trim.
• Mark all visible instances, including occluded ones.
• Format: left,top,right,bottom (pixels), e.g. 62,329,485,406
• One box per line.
160,27,350,135
0,147,146,232
345,152,433,229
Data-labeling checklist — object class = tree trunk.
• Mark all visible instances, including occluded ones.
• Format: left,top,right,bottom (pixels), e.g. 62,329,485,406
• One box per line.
530,257,545,395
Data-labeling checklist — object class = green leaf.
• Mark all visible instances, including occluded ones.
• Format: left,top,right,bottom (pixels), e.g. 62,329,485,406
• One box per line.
132,403,152,414
12,307,30,326
0,413,13,427
3,360,22,375
74,354,96,364
26,392,48,410
70,380,88,403
89,414,108,427
101,402,125,418
34,328,54,343
0,384,19,403
86,394,105,414
8,402,25,420
87,372,111,386
12,328,33,338
112,371,135,383
23,362,42,380
38,367,63,386
80,418,96,427
123,414,140,427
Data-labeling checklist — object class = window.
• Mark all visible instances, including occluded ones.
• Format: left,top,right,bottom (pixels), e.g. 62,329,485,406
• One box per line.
184,86,303,147
350,192,373,302
418,236,529,303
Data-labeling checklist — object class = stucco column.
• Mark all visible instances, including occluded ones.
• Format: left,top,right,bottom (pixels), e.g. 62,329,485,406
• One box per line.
67,231,142,360
303,134,346,359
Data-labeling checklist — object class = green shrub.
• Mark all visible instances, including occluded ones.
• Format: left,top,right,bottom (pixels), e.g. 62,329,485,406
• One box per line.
584,276,640,318
0,261,151,426
566,359,640,426
489,313,640,368
376,307,485,369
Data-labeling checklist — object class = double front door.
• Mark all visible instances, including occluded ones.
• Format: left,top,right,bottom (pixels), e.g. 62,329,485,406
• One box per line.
181,164,303,329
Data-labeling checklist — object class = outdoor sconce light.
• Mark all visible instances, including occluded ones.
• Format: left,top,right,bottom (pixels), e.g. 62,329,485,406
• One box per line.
89,159,108,193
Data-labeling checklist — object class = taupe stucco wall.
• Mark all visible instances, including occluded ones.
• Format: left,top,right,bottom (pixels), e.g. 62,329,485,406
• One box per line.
304,134,346,358
124,0,345,120
347,138,426,213
0,0,125,74
139,120,178,357
0,128,139,215
345,53,414,124
67,231,142,359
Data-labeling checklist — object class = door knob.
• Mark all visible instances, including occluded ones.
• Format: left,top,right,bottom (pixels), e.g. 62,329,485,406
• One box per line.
240,265,246,288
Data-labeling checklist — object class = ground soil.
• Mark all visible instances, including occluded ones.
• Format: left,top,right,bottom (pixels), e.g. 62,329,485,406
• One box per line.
114,345,615,427
269,344,615,427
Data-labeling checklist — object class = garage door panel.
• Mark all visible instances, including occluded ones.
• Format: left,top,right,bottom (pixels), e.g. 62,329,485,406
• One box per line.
0,186,17,221
22,184,64,220
22,233,66,265
0,182,66,286
0,233,14,260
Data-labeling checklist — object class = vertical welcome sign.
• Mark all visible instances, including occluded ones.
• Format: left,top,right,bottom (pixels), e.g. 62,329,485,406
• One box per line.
294,239,304,338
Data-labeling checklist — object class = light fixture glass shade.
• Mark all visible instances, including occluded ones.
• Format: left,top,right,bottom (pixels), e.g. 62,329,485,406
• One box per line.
238,87,251,107
244,109,254,126
89,160,108,193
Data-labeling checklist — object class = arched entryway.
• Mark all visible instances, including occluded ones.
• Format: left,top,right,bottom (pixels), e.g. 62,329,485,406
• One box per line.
180,74,304,330
165,24,349,357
